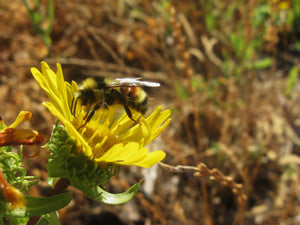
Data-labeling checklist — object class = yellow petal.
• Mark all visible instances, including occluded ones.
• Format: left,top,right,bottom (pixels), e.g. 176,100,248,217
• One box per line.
43,102,92,157
132,150,166,168
8,111,32,129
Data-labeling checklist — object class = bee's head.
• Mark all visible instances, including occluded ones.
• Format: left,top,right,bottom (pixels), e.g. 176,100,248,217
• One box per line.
73,78,99,107
81,78,98,90
76,88,97,107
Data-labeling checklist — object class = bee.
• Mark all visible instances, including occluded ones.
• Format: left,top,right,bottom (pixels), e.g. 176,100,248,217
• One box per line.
71,77,160,128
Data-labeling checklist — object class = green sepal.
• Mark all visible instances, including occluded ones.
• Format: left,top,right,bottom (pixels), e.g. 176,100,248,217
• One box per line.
75,179,143,205
0,118,7,130
46,123,142,205
46,123,74,178
47,124,119,187
95,181,142,204
7,192,72,217
0,145,39,194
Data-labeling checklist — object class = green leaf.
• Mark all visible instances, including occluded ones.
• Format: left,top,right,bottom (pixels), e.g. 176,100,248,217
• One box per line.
47,0,55,34
229,33,245,58
80,180,143,205
292,0,300,32
174,82,189,101
294,41,300,52
36,212,62,225
8,192,72,218
25,193,72,216
245,57,272,70
252,3,270,28
285,66,299,96
161,0,171,9
205,12,216,32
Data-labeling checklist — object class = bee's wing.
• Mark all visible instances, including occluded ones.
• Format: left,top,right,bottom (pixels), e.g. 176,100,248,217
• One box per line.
109,78,160,87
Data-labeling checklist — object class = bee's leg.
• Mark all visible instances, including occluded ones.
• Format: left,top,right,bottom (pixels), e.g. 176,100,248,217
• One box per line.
78,100,108,130
71,97,79,116
85,100,108,121
71,97,75,115
110,89,141,125
123,105,141,125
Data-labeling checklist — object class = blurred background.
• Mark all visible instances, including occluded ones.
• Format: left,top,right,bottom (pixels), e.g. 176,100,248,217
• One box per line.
1,0,300,224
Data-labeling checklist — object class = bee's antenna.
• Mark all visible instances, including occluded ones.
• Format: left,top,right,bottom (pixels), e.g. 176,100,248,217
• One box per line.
123,105,141,125
77,100,109,130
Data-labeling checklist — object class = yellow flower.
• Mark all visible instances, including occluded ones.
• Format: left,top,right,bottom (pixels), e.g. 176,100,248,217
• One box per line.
272,0,291,9
0,111,44,147
0,111,32,131
31,62,170,168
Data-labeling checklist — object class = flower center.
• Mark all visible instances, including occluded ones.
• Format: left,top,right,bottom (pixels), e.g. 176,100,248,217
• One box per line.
71,107,120,159
81,123,118,159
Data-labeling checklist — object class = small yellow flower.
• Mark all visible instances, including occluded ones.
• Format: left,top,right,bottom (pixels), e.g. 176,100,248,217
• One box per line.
272,0,291,9
0,111,43,147
31,62,170,168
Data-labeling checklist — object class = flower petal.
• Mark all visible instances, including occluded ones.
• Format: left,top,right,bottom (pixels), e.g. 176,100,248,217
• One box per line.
8,111,32,129
132,150,166,168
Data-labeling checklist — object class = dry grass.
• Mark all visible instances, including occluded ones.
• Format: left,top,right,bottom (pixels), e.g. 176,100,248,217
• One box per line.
1,0,300,224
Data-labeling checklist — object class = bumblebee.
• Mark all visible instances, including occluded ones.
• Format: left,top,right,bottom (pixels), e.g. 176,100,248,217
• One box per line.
71,77,160,127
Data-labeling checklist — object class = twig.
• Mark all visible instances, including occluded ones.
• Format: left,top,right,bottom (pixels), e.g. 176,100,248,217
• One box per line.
159,162,247,205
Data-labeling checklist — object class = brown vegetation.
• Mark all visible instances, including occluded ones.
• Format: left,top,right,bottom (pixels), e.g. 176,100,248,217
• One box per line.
0,0,299,224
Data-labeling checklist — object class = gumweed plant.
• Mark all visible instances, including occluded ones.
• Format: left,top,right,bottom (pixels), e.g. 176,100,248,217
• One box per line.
30,62,171,204
0,111,39,212
1,62,170,224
